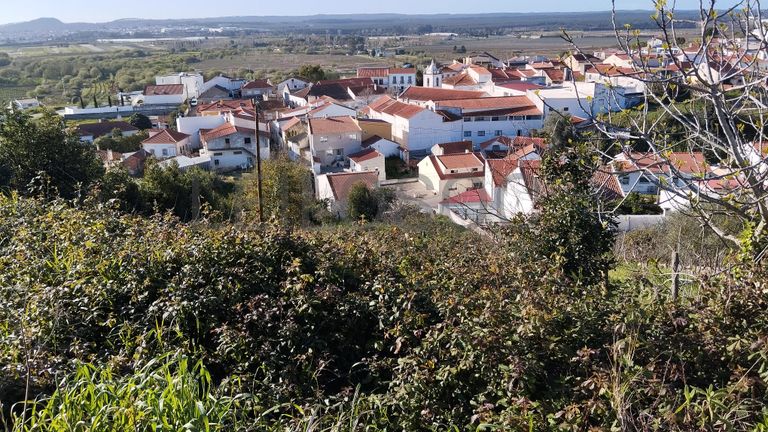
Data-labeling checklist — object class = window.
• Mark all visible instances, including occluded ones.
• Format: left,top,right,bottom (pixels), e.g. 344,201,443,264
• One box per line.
494,130,502,136
620,176,630,185
320,137,328,142
214,159,220,166
408,76,412,84
464,131,472,137
492,144,500,151
491,116,500,121
336,149,343,156
213,152,223,156
349,134,357,139
162,148,168,156
477,131,486,137
225,138,230,144
563,107,569,112
450,170,457,174
234,151,243,155
436,77,440,86
464,117,472,122
548,108,554,112
400,76,404,84
244,137,251,144
517,130,522,136
639,177,649,184
471,168,479,172
475,116,487,122
511,116,524,121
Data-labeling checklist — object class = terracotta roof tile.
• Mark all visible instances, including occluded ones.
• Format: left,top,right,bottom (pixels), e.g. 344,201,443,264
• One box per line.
348,147,383,163
400,87,486,102
142,129,189,144
144,84,185,96
325,171,379,200
308,116,361,135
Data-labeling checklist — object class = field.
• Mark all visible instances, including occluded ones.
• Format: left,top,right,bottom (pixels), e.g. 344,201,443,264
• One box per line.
0,85,35,105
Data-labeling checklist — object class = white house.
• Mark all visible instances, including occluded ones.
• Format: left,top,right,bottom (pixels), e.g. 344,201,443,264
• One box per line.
241,80,275,99
366,96,463,156
315,171,379,218
141,85,186,106
276,77,311,95
527,82,629,118
176,115,227,150
156,72,205,99
357,67,417,93
348,148,386,181
141,129,191,159
417,152,485,199
202,75,246,95
199,122,269,172
361,135,400,158
307,116,363,168
430,96,544,145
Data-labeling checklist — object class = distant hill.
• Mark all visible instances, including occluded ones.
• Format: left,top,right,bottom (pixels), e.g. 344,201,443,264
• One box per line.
0,11,705,41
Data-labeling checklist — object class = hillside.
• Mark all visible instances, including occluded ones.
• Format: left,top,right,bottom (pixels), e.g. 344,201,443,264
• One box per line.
0,189,766,430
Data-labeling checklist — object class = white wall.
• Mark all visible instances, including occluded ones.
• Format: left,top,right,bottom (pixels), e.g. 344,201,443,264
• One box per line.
368,138,400,158
143,94,185,106
144,143,179,159
177,115,227,149
350,156,386,181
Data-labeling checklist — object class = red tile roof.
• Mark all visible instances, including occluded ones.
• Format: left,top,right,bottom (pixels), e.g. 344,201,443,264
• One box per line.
142,129,189,144
400,87,486,102
308,116,361,135
357,67,391,78
197,99,255,113
617,151,708,175
426,155,485,180
242,79,274,90
442,72,479,87
441,188,490,205
437,152,484,170
144,84,184,96
348,147,383,163
325,171,379,200
435,96,536,111
497,82,543,92
368,96,426,119
487,156,521,187
201,123,255,142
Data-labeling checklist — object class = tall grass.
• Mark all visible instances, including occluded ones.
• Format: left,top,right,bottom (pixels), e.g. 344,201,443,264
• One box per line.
6,351,398,432
9,352,249,431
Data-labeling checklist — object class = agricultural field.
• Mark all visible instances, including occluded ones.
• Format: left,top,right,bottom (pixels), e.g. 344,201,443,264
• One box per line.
0,85,35,105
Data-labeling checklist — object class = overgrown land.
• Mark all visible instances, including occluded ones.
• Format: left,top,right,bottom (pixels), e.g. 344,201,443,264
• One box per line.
0,110,765,431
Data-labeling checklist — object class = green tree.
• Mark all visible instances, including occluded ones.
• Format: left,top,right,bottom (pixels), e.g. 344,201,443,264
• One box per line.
347,182,379,221
0,110,104,199
129,113,153,130
297,65,326,82
540,113,576,148
243,156,327,225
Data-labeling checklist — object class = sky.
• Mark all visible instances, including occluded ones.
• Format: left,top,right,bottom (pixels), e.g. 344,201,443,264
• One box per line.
0,0,743,25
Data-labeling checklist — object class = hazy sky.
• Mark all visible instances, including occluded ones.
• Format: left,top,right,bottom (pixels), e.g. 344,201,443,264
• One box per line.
0,0,742,25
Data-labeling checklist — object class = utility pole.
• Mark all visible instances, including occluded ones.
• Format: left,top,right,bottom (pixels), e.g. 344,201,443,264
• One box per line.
253,98,264,223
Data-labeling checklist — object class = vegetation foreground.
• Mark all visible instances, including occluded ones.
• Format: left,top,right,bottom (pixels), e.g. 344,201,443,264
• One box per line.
0,183,766,431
